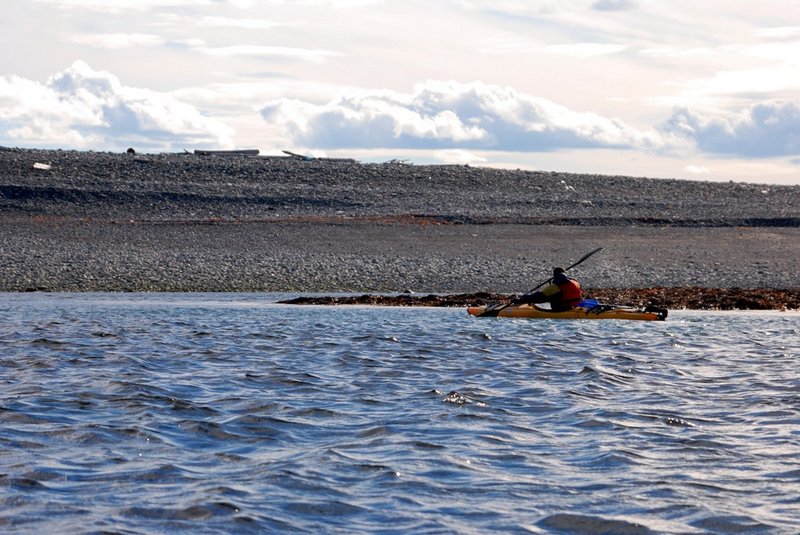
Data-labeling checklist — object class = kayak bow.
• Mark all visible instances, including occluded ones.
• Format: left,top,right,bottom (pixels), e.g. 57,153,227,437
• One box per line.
468,301,667,321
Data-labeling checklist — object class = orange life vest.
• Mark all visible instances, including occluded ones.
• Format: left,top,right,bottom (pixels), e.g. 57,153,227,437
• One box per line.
556,278,582,308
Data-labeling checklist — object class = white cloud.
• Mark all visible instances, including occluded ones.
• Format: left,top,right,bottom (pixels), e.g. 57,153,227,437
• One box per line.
0,61,233,151
638,46,717,59
678,65,800,101
194,45,342,62
741,42,800,64
156,13,299,30
434,149,488,165
684,165,709,175
644,39,800,110
663,100,800,157
591,0,639,11
545,43,627,58
33,0,380,10
71,33,166,50
188,16,296,30
255,0,383,6
260,80,665,152
753,26,800,39
66,29,344,63
31,0,215,12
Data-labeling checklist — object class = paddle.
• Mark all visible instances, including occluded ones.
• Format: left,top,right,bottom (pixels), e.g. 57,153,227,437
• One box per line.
478,247,603,317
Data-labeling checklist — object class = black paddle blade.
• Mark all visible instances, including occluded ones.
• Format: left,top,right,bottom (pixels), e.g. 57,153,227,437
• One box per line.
567,247,603,271
645,304,669,320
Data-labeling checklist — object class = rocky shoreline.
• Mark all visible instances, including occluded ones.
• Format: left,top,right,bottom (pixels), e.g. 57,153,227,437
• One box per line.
2,147,799,308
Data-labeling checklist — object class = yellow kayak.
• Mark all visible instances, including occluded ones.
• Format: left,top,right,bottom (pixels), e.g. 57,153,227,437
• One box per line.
468,302,667,321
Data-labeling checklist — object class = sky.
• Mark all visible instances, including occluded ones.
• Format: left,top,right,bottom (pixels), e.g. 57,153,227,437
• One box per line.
1,0,799,184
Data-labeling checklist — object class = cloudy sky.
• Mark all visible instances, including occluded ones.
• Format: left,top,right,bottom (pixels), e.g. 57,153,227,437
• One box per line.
2,0,799,184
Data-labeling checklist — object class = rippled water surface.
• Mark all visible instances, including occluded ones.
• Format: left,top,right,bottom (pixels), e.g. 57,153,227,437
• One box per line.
1,293,799,534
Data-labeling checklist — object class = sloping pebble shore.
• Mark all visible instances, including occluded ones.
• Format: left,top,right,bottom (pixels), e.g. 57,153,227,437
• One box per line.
3,147,799,224
2,148,799,305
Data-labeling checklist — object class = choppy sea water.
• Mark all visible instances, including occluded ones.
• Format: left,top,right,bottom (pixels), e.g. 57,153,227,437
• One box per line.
1,293,798,534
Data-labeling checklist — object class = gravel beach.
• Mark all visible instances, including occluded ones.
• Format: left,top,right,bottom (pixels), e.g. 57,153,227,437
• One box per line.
2,148,799,300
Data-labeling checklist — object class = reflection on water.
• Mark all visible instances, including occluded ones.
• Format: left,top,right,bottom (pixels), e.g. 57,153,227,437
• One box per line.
1,293,799,533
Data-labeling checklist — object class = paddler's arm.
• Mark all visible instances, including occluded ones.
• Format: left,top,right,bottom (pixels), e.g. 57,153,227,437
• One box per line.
515,283,561,304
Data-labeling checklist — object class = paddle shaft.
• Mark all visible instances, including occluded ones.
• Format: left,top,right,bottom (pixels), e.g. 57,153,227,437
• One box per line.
524,247,603,294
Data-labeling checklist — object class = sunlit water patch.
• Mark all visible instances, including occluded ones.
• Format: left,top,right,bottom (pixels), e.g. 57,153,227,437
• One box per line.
1,294,799,533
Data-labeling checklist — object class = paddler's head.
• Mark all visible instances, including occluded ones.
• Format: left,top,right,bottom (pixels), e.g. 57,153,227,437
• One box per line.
553,267,568,283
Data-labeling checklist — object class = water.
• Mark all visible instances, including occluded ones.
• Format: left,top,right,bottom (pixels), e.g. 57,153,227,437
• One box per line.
1,293,799,534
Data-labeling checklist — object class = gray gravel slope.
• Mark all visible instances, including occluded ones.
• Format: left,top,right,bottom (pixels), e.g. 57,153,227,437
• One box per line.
2,148,799,292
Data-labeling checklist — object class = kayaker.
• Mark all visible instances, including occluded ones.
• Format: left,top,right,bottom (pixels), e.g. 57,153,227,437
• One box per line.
514,267,582,312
